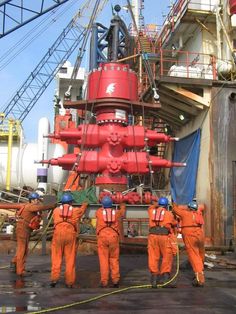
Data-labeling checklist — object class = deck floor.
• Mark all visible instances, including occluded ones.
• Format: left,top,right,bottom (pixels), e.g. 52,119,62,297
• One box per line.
0,253,236,314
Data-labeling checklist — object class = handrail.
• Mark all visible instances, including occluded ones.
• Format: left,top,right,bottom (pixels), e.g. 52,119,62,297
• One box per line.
158,0,217,48
138,48,226,98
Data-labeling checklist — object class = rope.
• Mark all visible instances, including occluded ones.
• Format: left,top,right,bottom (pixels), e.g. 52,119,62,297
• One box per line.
65,0,104,93
67,56,102,190
129,67,142,186
30,211,54,253
67,100,95,190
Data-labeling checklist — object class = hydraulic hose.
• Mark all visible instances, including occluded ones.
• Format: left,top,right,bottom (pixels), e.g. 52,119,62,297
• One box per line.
27,247,180,314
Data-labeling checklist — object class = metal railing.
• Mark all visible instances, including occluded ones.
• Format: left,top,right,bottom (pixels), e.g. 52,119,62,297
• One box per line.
158,0,217,47
123,218,149,238
0,117,21,141
0,187,29,203
158,49,218,80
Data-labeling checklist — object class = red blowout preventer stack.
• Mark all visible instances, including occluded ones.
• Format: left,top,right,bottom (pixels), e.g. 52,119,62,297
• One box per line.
44,62,185,199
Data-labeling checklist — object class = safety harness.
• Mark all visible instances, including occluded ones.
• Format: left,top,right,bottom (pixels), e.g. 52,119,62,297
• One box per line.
181,210,204,229
97,208,119,235
54,204,77,232
149,207,170,235
15,205,41,230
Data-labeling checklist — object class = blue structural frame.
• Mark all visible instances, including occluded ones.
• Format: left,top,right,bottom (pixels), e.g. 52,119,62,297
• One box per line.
1,19,86,122
89,23,109,71
89,14,130,70
0,0,71,38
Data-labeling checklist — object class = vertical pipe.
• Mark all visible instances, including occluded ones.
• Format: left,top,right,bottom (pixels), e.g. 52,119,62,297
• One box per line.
233,161,236,255
42,212,48,256
212,55,217,80
160,49,163,76
17,124,24,187
6,119,13,191
186,50,189,78
111,18,120,61
216,6,222,60
89,24,99,71
37,118,50,193
139,54,142,87
131,0,139,33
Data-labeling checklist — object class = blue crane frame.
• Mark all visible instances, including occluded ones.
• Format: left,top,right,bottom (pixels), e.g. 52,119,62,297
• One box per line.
0,0,71,38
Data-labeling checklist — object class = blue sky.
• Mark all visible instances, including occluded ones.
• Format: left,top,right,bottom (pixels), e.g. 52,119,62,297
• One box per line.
0,0,170,142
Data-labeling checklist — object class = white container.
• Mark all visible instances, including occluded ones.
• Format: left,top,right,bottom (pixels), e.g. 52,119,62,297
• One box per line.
217,60,233,76
0,116,68,192
168,65,201,78
231,15,236,27
200,0,217,11
6,225,14,234
201,65,214,79
0,142,68,189
188,0,217,11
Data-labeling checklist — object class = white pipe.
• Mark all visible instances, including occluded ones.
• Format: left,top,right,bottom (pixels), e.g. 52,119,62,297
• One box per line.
37,117,50,192
131,0,139,33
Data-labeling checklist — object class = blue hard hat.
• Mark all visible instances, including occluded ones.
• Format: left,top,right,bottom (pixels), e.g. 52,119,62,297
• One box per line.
28,192,40,200
61,193,74,204
188,201,198,211
101,196,113,208
158,197,168,207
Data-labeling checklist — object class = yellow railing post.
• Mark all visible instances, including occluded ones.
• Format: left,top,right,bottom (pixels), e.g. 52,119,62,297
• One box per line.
6,119,14,191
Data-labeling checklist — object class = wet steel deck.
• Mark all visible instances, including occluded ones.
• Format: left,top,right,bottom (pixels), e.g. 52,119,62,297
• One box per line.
0,253,236,314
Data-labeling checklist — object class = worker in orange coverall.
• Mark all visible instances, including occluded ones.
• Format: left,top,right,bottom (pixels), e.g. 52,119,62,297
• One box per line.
50,193,88,288
0,192,56,276
96,196,126,288
172,200,205,287
148,197,177,288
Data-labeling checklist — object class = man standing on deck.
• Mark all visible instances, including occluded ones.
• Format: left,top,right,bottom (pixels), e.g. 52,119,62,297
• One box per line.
147,197,177,288
50,193,88,288
96,196,126,288
0,192,56,277
172,200,205,287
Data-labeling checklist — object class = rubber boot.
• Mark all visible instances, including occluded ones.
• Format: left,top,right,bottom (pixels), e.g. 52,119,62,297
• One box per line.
99,282,108,288
10,262,16,273
160,272,170,284
112,281,119,288
20,271,32,278
192,272,205,287
50,281,57,288
150,274,158,288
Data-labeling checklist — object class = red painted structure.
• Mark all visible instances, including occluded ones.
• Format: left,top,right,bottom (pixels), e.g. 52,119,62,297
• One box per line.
99,191,158,205
43,62,185,194
229,0,236,15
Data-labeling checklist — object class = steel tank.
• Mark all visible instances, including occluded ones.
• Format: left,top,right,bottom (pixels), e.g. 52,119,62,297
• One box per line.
0,142,68,189
0,117,68,190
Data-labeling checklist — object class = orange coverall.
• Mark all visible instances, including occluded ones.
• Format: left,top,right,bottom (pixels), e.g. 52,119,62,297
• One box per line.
96,204,126,286
8,202,55,276
172,203,205,284
50,203,87,286
148,205,177,276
